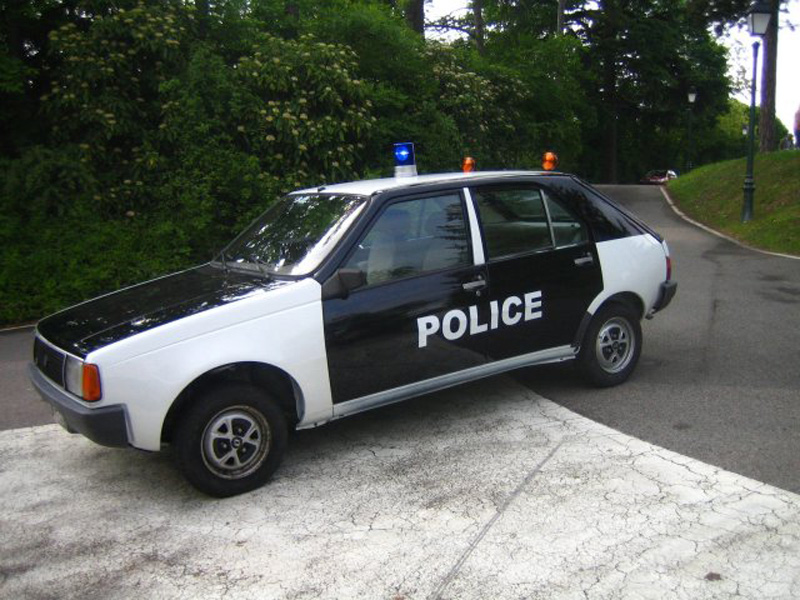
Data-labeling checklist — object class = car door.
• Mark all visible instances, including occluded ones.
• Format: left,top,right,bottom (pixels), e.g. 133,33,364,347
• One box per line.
322,190,488,405
469,183,603,361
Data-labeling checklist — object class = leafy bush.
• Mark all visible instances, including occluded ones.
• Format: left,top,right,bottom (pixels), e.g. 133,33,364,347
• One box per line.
1,2,374,324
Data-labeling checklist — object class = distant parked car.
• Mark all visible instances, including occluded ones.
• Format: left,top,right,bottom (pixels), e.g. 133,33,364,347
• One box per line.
640,170,678,185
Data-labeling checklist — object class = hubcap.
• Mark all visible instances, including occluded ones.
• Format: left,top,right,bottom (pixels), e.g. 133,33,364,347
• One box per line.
201,406,271,480
595,317,635,374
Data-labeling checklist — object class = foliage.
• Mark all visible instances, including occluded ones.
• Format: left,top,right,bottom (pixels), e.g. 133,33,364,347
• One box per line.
0,1,374,324
668,150,800,255
0,0,749,325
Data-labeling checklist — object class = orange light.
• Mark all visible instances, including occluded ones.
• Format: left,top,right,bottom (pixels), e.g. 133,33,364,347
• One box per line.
82,364,102,402
462,156,476,173
542,151,559,171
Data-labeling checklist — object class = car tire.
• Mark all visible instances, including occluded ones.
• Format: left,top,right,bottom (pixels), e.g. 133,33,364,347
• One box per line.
174,383,287,497
578,302,642,387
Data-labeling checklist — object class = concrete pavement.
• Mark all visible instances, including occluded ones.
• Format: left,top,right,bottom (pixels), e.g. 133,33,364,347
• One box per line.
2,377,798,599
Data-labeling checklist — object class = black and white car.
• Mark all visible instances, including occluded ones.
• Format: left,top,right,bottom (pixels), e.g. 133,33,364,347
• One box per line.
30,166,676,496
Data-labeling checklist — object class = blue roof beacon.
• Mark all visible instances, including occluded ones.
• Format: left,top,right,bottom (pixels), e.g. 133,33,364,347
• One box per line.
394,142,417,178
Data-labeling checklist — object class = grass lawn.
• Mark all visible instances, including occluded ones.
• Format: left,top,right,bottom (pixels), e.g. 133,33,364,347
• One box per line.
667,151,800,256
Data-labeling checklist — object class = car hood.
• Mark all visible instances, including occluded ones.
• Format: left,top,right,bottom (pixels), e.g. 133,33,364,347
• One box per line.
37,264,290,358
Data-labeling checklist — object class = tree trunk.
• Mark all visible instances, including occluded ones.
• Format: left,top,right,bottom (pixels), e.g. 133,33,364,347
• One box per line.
405,0,425,35
604,102,619,183
557,0,567,34
758,0,779,152
599,0,619,183
473,0,485,54
195,0,209,38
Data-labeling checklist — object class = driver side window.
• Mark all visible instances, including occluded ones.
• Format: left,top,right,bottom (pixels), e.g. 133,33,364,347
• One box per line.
345,194,470,285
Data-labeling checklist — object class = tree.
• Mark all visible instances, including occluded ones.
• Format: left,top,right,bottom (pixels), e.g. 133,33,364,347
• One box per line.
687,0,790,152
567,0,730,181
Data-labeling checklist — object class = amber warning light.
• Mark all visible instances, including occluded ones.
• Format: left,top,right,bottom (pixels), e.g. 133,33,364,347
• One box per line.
542,151,559,171
462,156,476,173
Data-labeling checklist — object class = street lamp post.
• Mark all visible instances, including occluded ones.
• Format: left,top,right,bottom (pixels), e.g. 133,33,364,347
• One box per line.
742,2,772,223
687,88,697,172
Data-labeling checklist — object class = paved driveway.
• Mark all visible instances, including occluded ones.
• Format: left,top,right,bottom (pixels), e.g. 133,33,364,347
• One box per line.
2,378,799,599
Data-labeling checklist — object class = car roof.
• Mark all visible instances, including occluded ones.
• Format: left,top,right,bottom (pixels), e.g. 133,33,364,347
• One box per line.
291,170,560,197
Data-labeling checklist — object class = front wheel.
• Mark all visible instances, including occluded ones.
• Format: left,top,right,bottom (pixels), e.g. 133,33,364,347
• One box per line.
174,383,287,497
578,303,642,387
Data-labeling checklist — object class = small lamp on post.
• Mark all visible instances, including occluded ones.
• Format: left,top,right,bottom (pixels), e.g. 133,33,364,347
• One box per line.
687,88,697,172
741,1,771,223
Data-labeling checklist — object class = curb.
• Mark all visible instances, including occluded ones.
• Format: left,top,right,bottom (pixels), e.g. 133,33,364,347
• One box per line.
0,323,35,334
659,185,800,261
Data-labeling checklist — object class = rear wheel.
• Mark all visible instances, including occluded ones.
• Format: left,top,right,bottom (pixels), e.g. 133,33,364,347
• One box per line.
174,383,287,497
578,303,642,387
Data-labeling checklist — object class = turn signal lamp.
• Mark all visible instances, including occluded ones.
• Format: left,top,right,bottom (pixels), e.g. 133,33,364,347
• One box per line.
82,364,102,402
394,142,417,178
462,156,476,173
542,151,559,171
65,356,103,402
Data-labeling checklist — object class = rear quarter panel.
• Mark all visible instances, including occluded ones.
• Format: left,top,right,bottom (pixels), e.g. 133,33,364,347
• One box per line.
589,234,666,315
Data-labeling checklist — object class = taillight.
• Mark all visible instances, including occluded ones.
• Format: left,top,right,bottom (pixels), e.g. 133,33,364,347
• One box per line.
666,256,672,281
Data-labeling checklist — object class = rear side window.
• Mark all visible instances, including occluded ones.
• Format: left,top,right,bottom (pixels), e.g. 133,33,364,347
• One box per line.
472,186,588,259
344,194,470,285
542,177,643,241
545,196,589,247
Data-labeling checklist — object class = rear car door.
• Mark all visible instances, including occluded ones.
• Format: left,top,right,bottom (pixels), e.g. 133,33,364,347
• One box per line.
322,190,488,404
470,183,603,360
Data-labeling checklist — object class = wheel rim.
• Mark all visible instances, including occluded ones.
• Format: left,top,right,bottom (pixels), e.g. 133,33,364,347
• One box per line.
595,316,635,374
201,406,271,480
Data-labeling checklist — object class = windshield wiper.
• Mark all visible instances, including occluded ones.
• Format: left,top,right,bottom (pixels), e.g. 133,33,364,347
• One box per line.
214,250,230,273
212,251,273,279
236,253,276,280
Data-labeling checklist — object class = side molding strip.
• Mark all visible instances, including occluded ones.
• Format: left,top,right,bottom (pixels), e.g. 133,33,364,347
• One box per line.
330,345,576,422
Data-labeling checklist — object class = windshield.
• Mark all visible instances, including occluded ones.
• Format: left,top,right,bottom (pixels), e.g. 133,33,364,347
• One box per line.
220,193,367,276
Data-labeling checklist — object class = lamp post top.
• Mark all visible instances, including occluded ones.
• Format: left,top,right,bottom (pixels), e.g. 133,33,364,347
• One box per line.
747,1,772,36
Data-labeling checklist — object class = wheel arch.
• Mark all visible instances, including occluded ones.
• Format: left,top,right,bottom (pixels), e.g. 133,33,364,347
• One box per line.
161,362,303,444
574,292,645,351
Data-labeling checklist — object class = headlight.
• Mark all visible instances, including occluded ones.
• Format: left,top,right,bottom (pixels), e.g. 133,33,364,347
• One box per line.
64,355,102,402
64,356,83,396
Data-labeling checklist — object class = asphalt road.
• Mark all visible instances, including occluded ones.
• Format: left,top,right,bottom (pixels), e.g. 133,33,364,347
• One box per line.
516,184,800,494
3,184,799,493
0,328,51,430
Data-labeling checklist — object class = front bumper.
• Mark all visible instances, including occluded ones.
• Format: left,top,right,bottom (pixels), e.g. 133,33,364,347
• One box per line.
28,363,130,448
651,280,677,314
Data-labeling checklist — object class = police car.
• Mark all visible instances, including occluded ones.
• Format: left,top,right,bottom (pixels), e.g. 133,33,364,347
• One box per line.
29,146,676,497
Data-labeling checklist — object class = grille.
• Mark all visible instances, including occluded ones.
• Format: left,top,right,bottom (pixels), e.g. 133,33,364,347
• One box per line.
34,337,65,387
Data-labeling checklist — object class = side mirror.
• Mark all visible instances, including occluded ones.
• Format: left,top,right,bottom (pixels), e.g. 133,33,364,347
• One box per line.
321,268,366,300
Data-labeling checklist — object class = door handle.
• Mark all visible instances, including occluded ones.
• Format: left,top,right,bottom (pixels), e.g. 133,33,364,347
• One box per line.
462,277,487,292
574,253,594,267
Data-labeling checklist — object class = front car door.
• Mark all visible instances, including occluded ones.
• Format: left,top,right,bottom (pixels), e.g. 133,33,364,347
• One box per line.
322,190,488,409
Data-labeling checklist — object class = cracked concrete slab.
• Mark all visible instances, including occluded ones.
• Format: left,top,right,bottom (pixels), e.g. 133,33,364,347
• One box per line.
1,377,798,599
